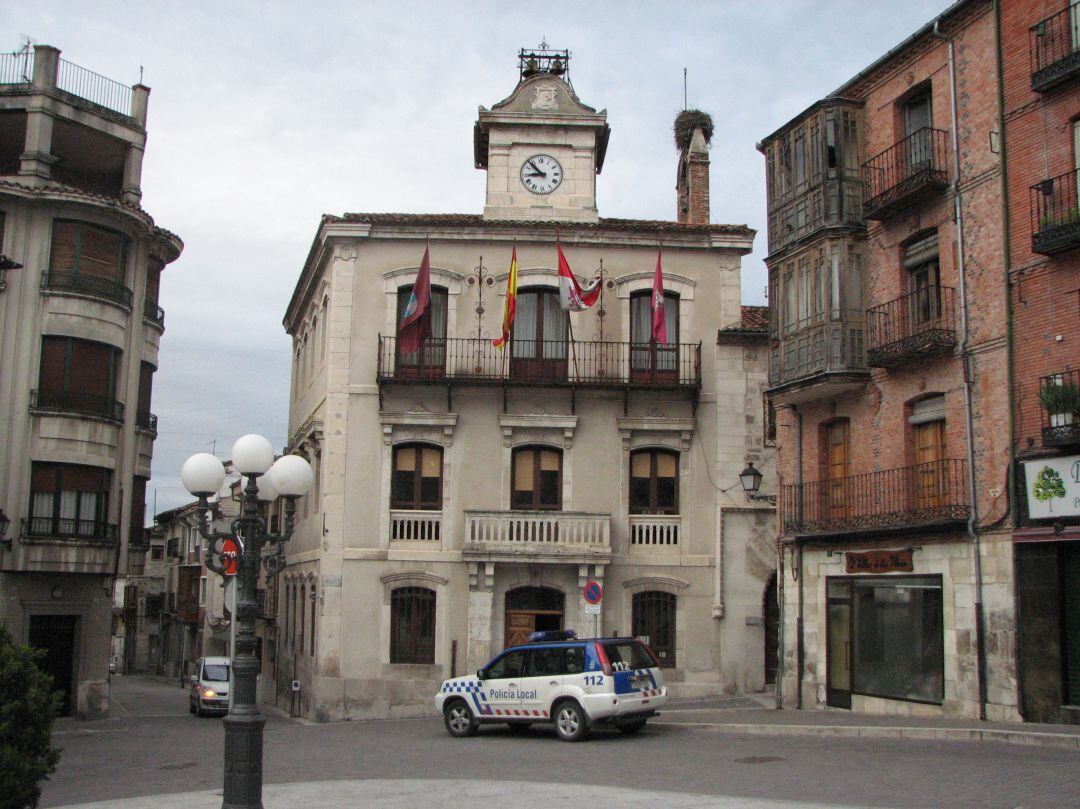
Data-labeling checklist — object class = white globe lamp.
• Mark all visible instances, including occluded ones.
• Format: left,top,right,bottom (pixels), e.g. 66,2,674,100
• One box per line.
267,454,314,498
231,434,275,476
181,453,226,497
254,473,279,503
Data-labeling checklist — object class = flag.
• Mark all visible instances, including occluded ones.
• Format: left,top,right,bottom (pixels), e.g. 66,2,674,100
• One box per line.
557,244,601,311
651,249,667,344
398,244,431,353
493,244,518,348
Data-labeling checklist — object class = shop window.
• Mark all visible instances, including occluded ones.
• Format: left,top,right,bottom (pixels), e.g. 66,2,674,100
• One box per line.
392,444,443,510
390,587,435,664
629,449,678,514
511,446,562,510
632,591,676,668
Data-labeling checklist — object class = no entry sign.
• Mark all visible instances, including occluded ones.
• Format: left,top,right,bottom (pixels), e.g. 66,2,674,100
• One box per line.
221,538,240,576
583,580,603,605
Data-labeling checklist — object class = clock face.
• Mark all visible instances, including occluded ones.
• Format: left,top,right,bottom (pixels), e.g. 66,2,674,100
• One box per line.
520,154,563,195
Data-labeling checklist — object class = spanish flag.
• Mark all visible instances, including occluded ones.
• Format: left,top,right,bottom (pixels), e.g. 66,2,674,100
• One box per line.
493,244,518,348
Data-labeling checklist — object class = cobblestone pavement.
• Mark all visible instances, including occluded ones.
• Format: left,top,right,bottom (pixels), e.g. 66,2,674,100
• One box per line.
39,676,1080,809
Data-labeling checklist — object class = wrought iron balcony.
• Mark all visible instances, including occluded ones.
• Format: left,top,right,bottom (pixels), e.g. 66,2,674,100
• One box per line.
31,388,124,423
143,299,165,329
1030,6,1080,92
1039,370,1080,448
862,128,949,220
866,286,956,368
377,336,701,389
782,459,969,537
42,270,133,308
463,510,610,561
25,517,118,543
390,509,442,543
1030,169,1080,255
136,409,158,434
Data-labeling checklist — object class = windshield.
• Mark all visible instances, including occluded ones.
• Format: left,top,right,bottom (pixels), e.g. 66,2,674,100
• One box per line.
203,664,229,682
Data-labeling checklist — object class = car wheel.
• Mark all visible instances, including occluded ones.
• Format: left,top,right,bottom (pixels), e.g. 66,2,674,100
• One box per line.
554,701,588,742
443,700,478,738
618,718,648,735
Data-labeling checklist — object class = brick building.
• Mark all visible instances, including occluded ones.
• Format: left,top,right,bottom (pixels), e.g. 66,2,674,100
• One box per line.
1001,0,1080,724
760,0,1018,720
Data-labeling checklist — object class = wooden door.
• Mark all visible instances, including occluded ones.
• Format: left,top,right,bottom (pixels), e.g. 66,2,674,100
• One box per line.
826,580,852,708
504,612,535,648
825,421,850,522
914,420,946,510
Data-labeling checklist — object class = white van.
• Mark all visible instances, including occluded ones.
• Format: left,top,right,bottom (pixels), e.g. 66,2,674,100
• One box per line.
189,656,230,716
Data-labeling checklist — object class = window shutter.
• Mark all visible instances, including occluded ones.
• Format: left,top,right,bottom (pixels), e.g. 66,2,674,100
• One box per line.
902,232,939,269
909,395,947,425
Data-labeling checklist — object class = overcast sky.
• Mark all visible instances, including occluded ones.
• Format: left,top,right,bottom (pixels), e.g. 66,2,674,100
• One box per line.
13,1,954,516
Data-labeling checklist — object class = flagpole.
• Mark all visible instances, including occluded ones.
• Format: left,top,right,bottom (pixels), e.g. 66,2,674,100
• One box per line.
568,311,579,383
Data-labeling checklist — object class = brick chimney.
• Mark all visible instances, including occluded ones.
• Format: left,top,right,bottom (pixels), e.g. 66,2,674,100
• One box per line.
677,126,710,225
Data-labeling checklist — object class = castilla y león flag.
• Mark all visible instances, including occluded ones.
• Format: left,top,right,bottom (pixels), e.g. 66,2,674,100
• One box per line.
557,244,601,311
398,245,431,353
651,250,667,344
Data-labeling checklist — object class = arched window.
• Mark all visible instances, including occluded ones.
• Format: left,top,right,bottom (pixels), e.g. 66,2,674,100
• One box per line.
392,444,443,510
310,584,317,657
299,584,306,655
632,591,676,668
629,449,678,514
390,587,436,664
511,446,562,510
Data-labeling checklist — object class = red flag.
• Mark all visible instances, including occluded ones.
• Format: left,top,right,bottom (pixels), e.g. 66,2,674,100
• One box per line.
492,245,518,348
398,245,431,353
651,250,667,344
557,244,601,311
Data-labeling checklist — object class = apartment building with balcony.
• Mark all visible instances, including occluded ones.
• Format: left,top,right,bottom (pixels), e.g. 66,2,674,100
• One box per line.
279,50,776,721
1002,0,1080,725
0,45,181,717
760,0,1017,720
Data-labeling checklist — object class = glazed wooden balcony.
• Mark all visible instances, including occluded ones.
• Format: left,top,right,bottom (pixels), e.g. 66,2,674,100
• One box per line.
377,336,700,390
463,510,610,562
768,320,869,403
1030,169,1080,255
866,286,957,368
41,270,133,308
1040,370,1080,448
862,128,949,220
781,459,969,538
31,388,124,423
1030,6,1080,92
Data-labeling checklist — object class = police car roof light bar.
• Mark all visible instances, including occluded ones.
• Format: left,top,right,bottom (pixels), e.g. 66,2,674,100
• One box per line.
594,641,614,676
527,629,577,643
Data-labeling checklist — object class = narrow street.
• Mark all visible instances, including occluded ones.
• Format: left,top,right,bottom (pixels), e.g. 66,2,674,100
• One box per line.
40,676,1080,809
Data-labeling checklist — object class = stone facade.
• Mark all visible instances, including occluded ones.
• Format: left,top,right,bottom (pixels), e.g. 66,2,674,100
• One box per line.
0,45,181,718
277,56,776,721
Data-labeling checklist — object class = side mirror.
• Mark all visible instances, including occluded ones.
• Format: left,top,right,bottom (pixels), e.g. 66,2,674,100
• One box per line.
476,668,485,680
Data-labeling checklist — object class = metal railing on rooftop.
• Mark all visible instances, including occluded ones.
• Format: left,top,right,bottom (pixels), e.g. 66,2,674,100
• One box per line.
0,51,32,85
57,57,133,116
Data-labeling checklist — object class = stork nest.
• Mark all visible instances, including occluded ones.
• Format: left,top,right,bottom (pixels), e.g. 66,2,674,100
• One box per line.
674,109,714,151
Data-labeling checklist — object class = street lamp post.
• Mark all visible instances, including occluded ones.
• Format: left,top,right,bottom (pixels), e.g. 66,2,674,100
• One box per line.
181,435,312,809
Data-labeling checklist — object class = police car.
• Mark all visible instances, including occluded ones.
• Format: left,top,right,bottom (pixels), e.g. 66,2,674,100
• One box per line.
435,630,667,741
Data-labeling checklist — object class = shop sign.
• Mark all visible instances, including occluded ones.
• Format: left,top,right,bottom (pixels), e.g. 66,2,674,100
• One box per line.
845,549,914,574
1023,456,1080,519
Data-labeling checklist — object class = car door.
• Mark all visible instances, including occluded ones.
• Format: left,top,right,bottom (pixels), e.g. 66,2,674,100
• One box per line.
522,647,562,719
481,649,526,718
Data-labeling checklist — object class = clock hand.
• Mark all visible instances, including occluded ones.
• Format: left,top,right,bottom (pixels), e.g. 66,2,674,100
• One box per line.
526,160,543,174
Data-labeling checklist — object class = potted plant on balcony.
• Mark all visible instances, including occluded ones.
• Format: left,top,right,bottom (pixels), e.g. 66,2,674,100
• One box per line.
1039,378,1080,427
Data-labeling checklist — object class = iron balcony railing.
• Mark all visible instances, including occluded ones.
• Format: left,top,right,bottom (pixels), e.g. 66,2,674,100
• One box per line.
1030,4,1080,92
862,127,949,219
1030,169,1080,254
782,459,969,536
42,270,133,308
136,409,158,433
143,299,165,329
0,51,32,85
1039,369,1080,448
866,286,957,368
377,336,701,388
57,57,134,117
31,388,124,423
26,517,118,543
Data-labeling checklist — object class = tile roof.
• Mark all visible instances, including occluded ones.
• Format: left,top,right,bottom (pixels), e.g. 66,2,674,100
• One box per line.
717,305,769,345
739,305,769,332
327,211,754,238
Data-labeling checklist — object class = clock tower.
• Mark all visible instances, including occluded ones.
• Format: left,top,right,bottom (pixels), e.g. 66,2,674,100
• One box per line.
474,48,610,222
